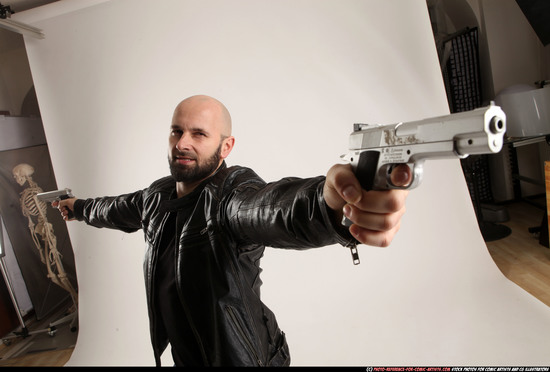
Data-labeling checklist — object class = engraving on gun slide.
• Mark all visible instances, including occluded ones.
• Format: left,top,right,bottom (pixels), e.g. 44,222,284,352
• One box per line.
341,104,506,264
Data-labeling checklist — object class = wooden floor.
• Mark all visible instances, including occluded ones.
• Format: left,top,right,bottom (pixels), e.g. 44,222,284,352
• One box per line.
0,200,548,366
485,198,550,307
0,301,77,367
0,348,73,367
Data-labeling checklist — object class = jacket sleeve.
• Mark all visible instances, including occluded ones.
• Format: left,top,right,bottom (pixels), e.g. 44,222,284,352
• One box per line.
225,174,357,249
73,191,144,233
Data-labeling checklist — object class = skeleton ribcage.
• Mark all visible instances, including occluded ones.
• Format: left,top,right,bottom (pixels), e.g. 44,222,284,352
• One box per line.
21,187,47,218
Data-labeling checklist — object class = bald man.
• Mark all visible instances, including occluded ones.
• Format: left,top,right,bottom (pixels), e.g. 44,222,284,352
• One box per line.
55,95,410,367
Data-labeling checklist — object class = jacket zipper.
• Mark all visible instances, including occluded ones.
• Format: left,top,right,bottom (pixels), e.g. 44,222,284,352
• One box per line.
225,305,263,366
175,220,210,365
149,212,171,365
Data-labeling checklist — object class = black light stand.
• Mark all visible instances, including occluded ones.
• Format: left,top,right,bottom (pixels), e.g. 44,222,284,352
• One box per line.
462,156,511,242
0,215,57,346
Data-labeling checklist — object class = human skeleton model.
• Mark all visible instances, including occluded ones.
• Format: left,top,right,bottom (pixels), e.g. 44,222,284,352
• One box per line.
12,163,78,311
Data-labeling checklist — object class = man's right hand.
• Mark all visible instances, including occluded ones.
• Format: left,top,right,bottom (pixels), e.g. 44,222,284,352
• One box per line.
323,163,410,247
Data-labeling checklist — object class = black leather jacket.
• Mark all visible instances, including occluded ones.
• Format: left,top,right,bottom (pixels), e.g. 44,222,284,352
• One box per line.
73,163,355,366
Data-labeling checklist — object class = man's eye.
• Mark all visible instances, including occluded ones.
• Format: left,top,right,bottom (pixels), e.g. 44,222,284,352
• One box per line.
171,130,182,137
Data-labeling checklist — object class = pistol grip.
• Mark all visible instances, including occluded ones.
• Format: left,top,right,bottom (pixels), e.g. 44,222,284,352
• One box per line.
354,150,380,191
342,150,380,229
59,194,75,220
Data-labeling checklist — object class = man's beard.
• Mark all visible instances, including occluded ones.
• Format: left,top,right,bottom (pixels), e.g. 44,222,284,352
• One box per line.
169,144,222,183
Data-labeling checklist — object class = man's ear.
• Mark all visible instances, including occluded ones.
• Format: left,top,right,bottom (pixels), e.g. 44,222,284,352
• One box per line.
220,136,235,159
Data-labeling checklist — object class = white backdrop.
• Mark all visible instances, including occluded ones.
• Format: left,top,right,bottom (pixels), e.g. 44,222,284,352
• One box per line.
18,0,550,366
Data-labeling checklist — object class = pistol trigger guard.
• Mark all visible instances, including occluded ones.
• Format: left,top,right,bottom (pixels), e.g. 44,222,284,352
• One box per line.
401,163,423,190
409,162,423,189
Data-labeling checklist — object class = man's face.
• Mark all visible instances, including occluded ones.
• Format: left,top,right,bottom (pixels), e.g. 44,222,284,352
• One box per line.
167,101,227,184
168,142,222,183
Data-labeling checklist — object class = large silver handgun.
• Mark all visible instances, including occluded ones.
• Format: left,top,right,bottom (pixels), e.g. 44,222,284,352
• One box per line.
342,104,506,264
36,188,74,203
37,188,75,219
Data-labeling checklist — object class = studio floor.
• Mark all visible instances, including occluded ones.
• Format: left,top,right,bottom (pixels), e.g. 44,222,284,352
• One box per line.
0,298,77,366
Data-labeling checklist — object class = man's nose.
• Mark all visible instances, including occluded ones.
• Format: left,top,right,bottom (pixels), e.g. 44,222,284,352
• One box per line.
176,134,191,152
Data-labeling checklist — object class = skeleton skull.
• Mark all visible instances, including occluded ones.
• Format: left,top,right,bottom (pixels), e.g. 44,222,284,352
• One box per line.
12,163,35,186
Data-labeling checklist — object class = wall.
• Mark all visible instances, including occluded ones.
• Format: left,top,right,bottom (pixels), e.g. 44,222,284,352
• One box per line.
0,30,34,116
482,0,547,95
16,0,550,366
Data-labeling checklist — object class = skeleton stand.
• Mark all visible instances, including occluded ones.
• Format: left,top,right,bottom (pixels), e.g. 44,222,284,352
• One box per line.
0,216,76,347
0,215,57,345
0,258,58,344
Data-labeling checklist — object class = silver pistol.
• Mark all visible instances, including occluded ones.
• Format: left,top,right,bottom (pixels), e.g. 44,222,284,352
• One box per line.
342,104,506,264
36,188,74,203
37,188,75,219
